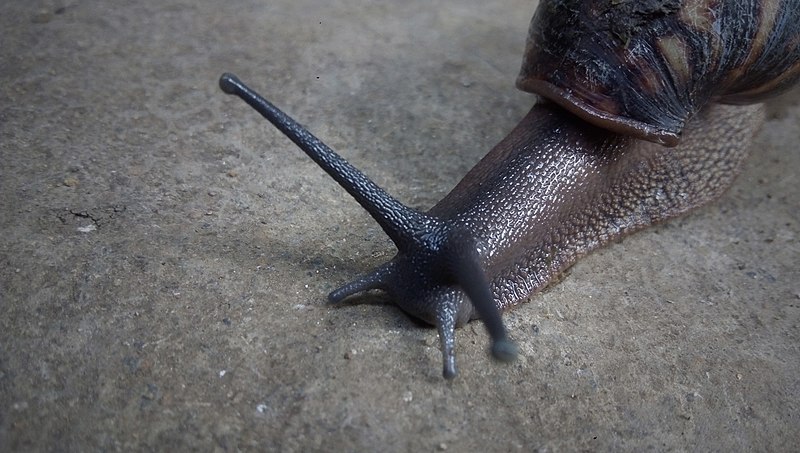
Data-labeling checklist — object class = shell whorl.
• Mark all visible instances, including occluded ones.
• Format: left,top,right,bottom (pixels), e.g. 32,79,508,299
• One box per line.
516,0,800,146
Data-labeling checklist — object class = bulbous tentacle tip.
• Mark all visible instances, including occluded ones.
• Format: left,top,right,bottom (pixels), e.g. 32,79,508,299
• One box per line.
436,299,459,379
328,284,368,304
327,263,394,303
328,278,365,303
443,356,457,380
219,73,240,94
491,338,518,363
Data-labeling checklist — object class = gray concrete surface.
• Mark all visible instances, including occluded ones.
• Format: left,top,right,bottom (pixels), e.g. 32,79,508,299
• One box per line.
2,0,798,451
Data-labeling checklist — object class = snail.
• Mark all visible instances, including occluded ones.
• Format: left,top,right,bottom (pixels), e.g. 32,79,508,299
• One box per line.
220,0,800,379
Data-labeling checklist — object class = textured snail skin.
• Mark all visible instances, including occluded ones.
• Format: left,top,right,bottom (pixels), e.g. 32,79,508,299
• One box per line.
427,102,763,310
220,0,799,378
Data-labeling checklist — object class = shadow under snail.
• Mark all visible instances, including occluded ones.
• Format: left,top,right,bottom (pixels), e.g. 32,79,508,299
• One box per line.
220,0,800,378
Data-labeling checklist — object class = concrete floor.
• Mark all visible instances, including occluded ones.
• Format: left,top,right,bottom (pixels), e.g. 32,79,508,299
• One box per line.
2,0,798,451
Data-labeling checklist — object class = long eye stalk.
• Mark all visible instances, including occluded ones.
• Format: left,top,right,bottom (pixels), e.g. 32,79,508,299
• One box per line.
219,73,428,250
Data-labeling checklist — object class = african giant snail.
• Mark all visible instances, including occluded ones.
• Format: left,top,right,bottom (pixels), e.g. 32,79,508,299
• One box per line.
219,0,800,378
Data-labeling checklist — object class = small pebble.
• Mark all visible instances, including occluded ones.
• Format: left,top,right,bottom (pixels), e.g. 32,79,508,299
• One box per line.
77,224,96,233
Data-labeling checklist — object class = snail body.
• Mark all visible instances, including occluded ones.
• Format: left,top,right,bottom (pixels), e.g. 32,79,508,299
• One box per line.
221,0,800,378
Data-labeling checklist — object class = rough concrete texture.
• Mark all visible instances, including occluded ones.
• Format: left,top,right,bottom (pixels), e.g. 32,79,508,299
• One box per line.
2,0,798,451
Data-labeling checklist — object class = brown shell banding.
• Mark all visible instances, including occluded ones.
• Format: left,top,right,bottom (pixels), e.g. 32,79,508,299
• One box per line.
517,0,800,145
657,36,691,88
678,0,715,30
716,0,800,104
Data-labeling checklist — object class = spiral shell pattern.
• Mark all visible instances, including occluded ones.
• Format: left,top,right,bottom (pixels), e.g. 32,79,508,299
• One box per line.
517,0,800,146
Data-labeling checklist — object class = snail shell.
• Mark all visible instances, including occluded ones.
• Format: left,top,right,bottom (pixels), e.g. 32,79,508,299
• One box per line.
517,0,800,145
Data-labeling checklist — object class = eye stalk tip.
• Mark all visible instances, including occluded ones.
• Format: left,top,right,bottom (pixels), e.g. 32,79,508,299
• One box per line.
491,338,518,363
443,361,457,380
219,72,241,95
